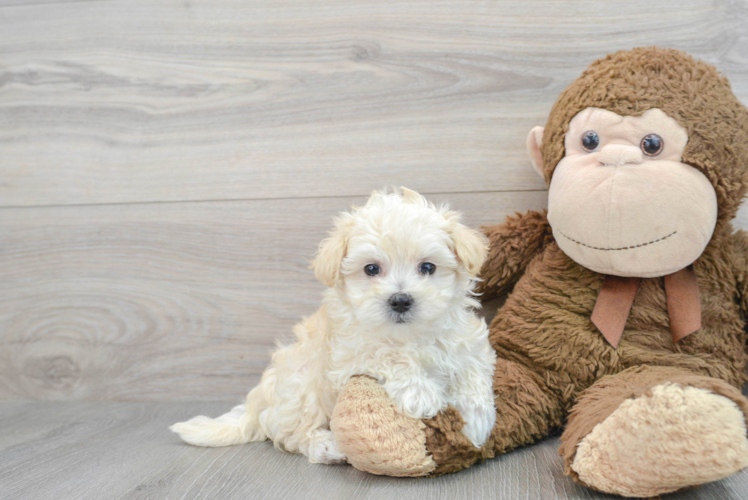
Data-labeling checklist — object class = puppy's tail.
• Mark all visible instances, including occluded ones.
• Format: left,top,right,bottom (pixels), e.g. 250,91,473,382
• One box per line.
169,386,267,447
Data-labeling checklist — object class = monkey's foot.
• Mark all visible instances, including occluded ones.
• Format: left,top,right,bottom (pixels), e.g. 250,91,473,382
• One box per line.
571,383,748,497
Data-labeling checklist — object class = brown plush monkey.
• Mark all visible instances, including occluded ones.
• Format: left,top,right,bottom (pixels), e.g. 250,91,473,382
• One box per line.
329,47,748,498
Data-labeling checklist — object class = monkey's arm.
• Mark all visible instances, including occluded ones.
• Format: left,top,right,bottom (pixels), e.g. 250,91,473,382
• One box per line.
475,210,553,301
731,228,748,324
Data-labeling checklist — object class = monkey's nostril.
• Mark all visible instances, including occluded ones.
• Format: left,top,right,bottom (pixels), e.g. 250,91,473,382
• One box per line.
388,293,413,313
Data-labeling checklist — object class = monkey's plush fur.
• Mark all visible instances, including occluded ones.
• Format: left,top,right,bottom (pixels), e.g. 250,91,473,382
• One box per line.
329,48,748,497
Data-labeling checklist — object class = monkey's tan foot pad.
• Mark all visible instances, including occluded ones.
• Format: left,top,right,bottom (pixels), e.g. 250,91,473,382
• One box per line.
330,375,436,477
571,383,748,498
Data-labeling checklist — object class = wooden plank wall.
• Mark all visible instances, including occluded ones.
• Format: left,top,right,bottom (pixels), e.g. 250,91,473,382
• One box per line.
1,0,746,402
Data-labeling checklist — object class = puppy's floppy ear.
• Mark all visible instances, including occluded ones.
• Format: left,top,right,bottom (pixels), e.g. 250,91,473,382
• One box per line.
311,212,356,287
400,186,426,205
444,211,489,275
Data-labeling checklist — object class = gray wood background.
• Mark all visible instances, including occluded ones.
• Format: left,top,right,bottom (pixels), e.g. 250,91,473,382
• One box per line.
0,0,747,405
3,1,748,499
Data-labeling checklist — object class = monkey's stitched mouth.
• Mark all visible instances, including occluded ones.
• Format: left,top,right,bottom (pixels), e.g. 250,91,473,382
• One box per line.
559,230,677,251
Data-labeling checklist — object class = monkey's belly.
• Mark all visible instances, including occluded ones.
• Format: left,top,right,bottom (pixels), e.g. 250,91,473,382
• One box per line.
488,245,747,403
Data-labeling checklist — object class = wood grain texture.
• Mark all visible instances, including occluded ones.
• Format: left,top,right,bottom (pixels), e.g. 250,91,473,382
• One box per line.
0,191,547,401
2,400,748,500
0,0,746,206
0,0,747,406
2,1,748,495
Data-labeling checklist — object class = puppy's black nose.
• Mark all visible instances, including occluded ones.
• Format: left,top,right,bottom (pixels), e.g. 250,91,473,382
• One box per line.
389,293,413,313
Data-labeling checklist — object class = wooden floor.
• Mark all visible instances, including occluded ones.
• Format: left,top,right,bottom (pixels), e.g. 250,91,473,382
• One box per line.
2,0,748,498
2,400,748,500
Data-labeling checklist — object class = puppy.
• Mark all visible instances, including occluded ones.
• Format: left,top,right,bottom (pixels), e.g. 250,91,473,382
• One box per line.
170,188,497,464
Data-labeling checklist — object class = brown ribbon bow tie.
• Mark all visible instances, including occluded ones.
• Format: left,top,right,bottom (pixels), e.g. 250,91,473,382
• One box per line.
591,266,702,349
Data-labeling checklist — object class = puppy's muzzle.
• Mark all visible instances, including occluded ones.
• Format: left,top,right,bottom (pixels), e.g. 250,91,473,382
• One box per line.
388,293,413,314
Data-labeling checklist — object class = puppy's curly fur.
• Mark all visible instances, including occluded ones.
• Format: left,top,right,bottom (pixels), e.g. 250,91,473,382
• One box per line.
170,188,497,463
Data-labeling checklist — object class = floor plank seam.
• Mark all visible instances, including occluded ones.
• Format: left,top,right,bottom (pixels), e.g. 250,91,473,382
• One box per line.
0,189,549,211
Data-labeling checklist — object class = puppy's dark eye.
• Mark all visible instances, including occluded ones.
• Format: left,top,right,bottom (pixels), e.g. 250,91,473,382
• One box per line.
364,264,380,276
581,131,600,152
419,262,436,275
641,134,663,156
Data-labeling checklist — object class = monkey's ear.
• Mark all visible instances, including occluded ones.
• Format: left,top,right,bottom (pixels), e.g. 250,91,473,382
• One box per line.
527,126,545,178
311,213,355,287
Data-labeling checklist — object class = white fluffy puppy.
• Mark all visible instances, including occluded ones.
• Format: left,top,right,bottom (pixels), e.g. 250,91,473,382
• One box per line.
170,188,497,464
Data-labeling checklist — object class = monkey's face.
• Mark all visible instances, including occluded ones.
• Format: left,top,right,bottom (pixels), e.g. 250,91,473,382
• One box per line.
529,108,717,278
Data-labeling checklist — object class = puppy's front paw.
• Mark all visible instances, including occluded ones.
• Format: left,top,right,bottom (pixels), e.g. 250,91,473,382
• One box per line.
456,399,496,448
306,429,346,464
384,378,445,420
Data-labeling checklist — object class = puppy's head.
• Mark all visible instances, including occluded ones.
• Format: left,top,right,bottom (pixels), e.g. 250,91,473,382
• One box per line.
312,187,488,329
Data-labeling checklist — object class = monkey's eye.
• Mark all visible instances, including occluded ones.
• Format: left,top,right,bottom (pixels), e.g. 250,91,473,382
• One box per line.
641,134,664,156
581,131,600,152
364,264,381,276
419,262,436,275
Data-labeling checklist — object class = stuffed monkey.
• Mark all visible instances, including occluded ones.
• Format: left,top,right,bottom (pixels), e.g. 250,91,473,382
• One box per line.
329,47,748,498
